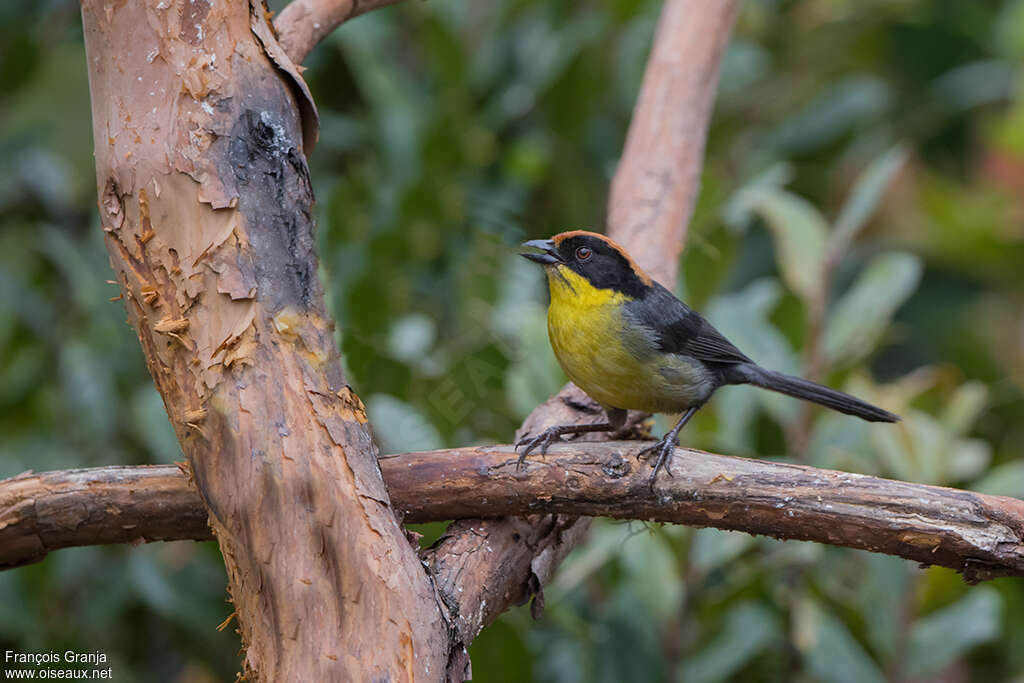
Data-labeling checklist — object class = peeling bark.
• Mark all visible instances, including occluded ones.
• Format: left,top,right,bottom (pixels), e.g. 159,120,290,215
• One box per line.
70,0,745,677
81,1,445,679
6,450,1024,582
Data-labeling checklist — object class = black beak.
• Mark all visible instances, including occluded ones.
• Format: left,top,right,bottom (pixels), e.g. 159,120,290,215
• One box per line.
520,239,563,265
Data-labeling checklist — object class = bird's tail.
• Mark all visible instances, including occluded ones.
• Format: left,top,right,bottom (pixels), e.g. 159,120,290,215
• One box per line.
728,363,899,423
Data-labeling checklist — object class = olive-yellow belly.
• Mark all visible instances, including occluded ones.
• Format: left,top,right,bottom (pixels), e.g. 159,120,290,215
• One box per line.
544,266,713,414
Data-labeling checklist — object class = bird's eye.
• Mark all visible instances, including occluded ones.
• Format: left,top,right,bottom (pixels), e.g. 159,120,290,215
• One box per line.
575,246,593,262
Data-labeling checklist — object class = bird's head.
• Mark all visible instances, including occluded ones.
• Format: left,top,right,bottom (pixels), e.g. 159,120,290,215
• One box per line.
521,230,653,297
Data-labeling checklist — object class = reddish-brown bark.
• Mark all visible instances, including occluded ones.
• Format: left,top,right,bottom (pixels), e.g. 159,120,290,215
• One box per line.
0,465,208,569
273,0,405,65
68,0,743,678
80,1,445,679
6,449,1024,582
607,0,739,289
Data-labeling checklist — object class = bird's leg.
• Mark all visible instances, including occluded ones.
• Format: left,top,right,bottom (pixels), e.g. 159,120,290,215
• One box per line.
514,409,624,470
609,410,652,440
636,406,700,488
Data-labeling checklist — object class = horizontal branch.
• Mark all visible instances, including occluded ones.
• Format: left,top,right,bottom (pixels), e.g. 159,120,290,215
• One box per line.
3,445,1023,581
0,465,208,568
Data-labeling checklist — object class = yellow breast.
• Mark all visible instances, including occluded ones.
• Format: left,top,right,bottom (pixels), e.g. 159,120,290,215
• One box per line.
545,265,664,412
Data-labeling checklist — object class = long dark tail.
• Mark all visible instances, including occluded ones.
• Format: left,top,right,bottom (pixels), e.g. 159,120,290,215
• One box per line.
727,363,899,423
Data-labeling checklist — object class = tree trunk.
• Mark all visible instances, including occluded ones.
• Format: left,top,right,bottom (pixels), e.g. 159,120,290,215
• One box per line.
80,1,446,679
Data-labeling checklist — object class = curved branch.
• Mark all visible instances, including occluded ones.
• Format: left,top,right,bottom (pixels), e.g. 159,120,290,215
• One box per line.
274,0,404,65
5,446,1022,581
607,0,738,289
420,2,741,668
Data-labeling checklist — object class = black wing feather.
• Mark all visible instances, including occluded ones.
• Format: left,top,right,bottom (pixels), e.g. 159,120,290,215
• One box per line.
625,283,751,365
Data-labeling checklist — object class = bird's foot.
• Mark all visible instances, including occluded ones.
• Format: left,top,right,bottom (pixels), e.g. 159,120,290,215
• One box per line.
636,434,679,488
514,426,569,470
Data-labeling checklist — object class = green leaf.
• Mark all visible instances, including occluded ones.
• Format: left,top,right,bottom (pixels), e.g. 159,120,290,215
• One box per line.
680,603,777,683
823,252,922,367
60,341,117,446
37,224,108,314
711,389,761,454
796,598,885,683
387,313,436,360
127,551,179,619
973,461,1024,498
705,279,800,426
690,529,755,576
940,380,988,437
470,618,535,683
736,186,828,303
771,75,891,155
853,554,910,661
806,411,874,473
721,162,794,232
705,279,798,374
830,145,909,256
906,411,950,485
129,385,181,463
504,319,565,419
496,255,567,417
593,589,663,683
884,404,992,486
550,520,636,595
931,61,1016,114
947,438,992,483
995,0,1024,59
907,588,1002,678
619,529,683,620
365,394,444,454
869,415,915,482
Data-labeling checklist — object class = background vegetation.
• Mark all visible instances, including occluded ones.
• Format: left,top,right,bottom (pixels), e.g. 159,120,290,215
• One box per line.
2,0,1023,680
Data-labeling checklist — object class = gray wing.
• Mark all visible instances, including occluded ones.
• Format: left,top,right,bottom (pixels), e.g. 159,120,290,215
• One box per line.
623,283,751,366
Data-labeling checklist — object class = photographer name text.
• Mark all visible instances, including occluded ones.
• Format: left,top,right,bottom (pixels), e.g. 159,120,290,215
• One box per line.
4,651,111,679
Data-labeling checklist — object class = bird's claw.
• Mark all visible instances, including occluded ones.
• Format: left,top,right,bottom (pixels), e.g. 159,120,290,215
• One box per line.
514,427,565,469
636,436,677,488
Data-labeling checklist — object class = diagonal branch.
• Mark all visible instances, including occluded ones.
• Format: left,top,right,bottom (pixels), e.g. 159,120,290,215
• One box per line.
420,1,741,669
607,0,739,289
274,0,404,65
4,447,1023,582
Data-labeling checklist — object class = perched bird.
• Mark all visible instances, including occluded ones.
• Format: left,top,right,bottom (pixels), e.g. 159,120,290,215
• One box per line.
518,230,899,485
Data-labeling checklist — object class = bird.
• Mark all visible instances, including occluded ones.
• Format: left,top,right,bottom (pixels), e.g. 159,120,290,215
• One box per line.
517,230,899,486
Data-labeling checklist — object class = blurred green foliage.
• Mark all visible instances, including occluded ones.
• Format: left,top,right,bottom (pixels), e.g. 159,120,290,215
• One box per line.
2,0,1024,680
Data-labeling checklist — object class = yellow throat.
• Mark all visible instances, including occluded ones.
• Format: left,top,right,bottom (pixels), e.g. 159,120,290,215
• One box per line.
543,265,650,410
